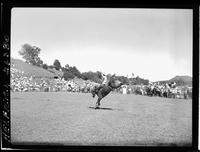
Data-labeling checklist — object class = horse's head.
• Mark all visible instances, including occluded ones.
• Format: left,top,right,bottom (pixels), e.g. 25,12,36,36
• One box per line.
108,78,124,89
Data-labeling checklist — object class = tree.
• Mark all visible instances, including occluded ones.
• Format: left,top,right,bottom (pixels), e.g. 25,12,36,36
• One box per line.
42,64,48,70
81,71,102,83
65,64,70,70
116,75,129,84
61,67,65,72
48,65,54,69
19,43,42,66
36,57,43,67
53,59,61,70
68,66,82,78
63,70,75,80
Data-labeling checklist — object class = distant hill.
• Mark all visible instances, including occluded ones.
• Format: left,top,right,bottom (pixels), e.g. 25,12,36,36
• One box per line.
158,75,192,86
11,58,60,78
169,75,192,82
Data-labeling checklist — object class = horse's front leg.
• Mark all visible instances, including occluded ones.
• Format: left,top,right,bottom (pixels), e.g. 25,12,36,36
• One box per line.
95,97,102,109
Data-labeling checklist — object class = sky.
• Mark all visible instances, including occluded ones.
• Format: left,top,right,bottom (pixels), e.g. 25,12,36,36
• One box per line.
11,8,193,82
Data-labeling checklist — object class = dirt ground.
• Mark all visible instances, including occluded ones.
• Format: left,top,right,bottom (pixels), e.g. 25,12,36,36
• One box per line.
11,92,192,146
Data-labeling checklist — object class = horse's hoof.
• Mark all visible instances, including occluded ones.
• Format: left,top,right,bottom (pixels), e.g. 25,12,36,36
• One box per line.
91,92,95,98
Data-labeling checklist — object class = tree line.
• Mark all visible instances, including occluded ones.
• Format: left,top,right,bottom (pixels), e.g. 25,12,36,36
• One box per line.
18,43,149,85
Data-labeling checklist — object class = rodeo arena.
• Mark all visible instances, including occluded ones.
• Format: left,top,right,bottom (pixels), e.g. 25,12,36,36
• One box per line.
10,60,193,146
10,63,192,100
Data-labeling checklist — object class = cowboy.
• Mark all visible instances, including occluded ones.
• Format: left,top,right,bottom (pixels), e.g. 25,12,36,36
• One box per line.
101,72,107,85
96,72,108,90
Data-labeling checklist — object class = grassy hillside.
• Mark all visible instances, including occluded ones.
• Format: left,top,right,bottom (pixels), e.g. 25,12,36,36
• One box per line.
11,58,57,78
47,68,63,78
158,75,192,86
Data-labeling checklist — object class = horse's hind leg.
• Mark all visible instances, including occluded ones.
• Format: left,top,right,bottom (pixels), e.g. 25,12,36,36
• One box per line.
95,97,101,109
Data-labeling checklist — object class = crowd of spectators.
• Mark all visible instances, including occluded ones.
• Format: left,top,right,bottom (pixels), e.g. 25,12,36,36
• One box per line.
116,82,192,100
11,68,40,92
11,67,192,100
10,67,97,93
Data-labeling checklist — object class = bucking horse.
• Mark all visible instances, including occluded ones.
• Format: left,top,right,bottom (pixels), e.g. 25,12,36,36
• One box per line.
91,77,124,109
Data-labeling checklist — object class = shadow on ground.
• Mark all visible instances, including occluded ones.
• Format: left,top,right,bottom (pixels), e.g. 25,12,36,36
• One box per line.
89,106,113,110
88,106,123,111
